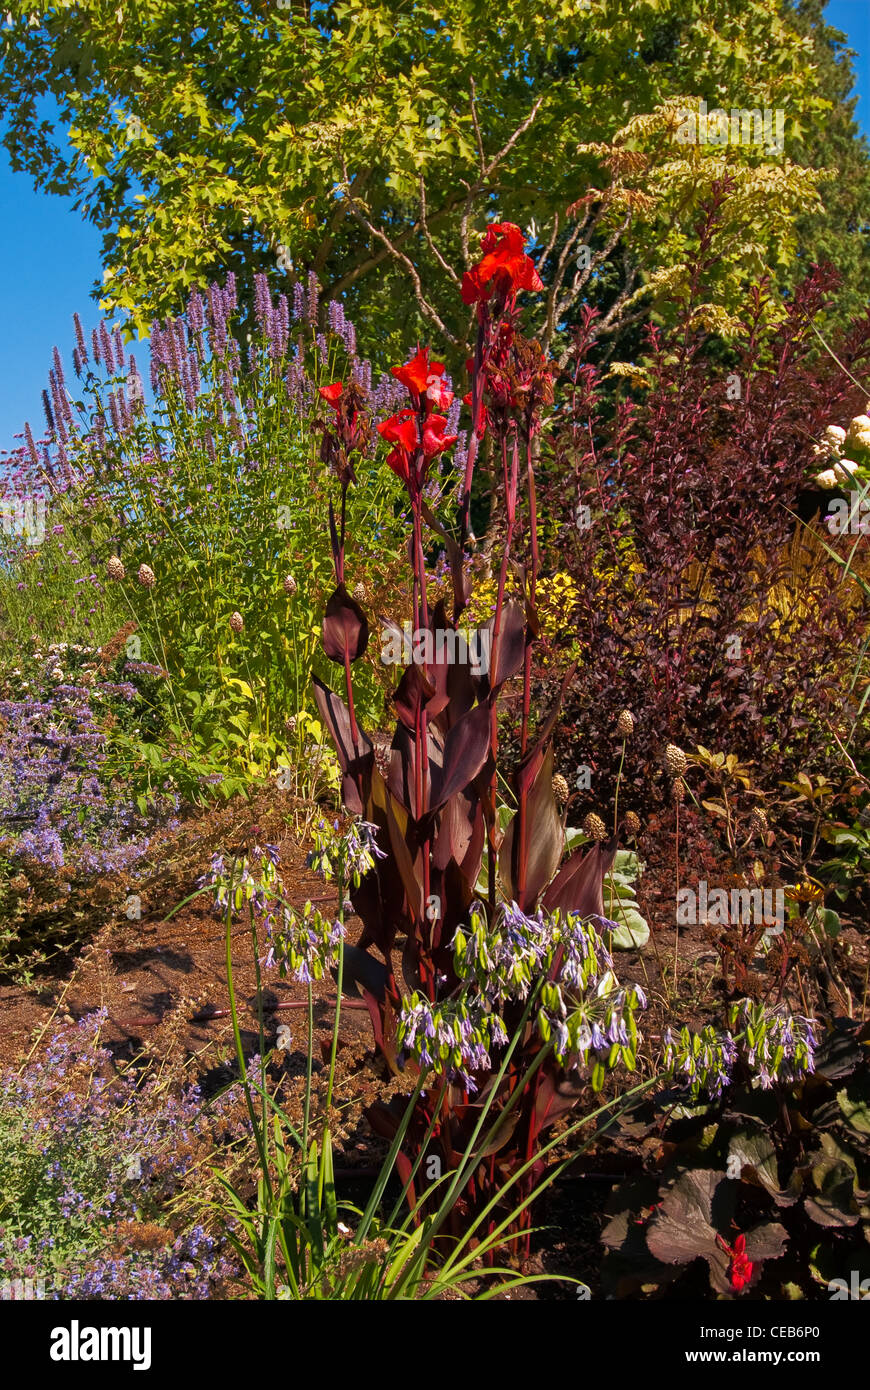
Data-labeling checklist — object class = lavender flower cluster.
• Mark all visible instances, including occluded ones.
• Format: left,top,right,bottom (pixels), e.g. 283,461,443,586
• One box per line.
432,901,646,1074
8,263,421,517
0,1010,241,1299
396,992,508,1093
198,843,281,917
662,1023,739,1101
266,901,345,985
305,817,386,887
663,1002,816,1100
149,272,408,440
200,823,384,983
729,999,817,1088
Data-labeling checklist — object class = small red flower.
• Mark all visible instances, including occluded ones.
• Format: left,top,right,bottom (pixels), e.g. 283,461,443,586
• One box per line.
461,222,544,305
716,1232,754,1292
316,379,371,482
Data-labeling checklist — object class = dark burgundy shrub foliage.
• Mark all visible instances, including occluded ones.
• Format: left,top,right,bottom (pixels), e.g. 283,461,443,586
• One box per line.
541,250,870,831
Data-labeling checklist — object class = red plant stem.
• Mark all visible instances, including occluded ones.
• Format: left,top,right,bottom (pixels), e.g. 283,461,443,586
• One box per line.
519,436,539,760
515,432,541,905
412,481,434,990
486,428,520,908
344,646,359,748
332,479,358,746
673,799,682,995
459,315,487,541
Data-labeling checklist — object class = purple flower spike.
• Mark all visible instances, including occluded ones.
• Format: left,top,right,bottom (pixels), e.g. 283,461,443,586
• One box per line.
99,323,116,374
73,311,89,364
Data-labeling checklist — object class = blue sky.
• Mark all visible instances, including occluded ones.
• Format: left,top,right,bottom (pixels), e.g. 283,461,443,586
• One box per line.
0,1,867,457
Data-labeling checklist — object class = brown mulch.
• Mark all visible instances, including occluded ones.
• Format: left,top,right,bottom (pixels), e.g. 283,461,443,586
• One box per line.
0,830,371,1070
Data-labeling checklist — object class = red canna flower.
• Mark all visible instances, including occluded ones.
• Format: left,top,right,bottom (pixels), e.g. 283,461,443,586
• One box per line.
462,391,488,439
377,409,418,481
390,346,450,409
319,382,344,410
716,1232,754,1292
377,409,457,491
421,413,458,459
461,222,544,305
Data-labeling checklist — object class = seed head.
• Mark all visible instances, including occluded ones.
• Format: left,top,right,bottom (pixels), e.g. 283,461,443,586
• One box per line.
583,812,607,842
664,743,687,777
352,581,367,604
749,807,768,838
137,563,156,589
671,778,686,804
552,773,569,806
229,611,244,634
616,710,635,738
623,810,641,836
283,574,298,597
285,715,298,735
106,556,125,582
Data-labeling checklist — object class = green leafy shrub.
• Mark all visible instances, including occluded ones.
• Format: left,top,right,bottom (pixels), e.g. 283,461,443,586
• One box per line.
5,279,410,794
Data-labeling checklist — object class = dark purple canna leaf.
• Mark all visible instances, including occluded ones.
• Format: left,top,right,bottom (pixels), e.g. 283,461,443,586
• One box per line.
312,675,373,814
433,701,492,807
433,789,476,872
392,662,430,730
481,598,525,692
542,836,618,918
533,1068,587,1136
367,760,424,921
499,742,563,911
336,944,389,1001
322,583,369,663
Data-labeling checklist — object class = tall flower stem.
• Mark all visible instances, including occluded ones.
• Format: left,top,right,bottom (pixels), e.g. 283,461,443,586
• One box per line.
519,433,540,759
324,856,346,1123
673,799,682,997
458,316,486,543
613,738,627,834
225,857,271,1198
302,983,314,1156
410,447,434,986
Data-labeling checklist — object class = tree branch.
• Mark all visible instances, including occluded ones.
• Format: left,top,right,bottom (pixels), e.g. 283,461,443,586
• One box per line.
339,158,459,344
419,175,461,286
